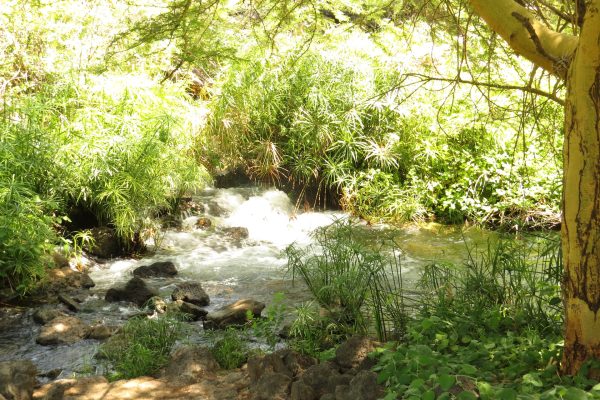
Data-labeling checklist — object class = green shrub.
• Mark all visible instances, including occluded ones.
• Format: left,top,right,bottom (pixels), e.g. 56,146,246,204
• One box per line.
0,177,57,294
98,313,187,380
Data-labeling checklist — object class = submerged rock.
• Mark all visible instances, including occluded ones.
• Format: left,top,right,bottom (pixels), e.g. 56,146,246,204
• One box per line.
133,261,178,278
0,360,37,400
36,316,88,345
221,227,249,240
171,282,210,306
105,277,158,307
204,299,265,329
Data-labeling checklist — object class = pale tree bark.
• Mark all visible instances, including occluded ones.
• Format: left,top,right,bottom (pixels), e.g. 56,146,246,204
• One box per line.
468,0,600,376
562,1,600,375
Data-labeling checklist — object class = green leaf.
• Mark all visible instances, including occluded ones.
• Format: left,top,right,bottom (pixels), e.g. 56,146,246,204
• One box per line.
460,364,477,375
457,392,478,400
383,391,397,400
438,374,455,391
522,373,543,387
422,390,435,400
409,378,425,389
497,388,518,400
564,387,590,400
549,297,562,306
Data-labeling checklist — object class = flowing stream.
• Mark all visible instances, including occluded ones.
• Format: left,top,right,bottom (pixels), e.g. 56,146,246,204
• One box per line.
0,186,493,379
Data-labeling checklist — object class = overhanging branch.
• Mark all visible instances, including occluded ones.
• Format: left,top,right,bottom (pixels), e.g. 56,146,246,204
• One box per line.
404,73,565,106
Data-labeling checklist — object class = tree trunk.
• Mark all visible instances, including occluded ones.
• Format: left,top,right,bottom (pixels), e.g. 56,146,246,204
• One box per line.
561,1,600,376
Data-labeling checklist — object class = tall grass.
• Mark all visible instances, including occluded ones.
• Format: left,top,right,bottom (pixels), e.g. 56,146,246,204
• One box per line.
0,177,57,293
418,234,562,334
98,313,188,380
286,219,407,342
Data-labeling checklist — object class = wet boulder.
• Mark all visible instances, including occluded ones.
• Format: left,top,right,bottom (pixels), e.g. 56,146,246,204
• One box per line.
0,360,37,400
195,217,212,229
132,261,178,278
204,299,265,329
222,227,249,240
57,292,81,312
36,316,88,345
171,282,210,306
105,277,158,307
32,308,67,325
39,267,95,297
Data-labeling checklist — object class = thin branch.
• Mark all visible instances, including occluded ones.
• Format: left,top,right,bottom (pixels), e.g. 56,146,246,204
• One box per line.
404,73,565,105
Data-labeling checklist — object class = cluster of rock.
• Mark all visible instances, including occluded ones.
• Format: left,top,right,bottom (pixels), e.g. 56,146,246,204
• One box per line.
103,260,263,329
2,335,384,400
248,336,383,400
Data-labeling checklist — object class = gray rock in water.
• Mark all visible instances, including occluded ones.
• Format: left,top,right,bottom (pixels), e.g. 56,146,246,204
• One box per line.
58,292,81,312
105,277,158,307
204,299,265,329
222,227,249,240
36,316,88,345
171,282,210,306
132,261,178,278
32,308,67,325
0,360,37,400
